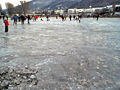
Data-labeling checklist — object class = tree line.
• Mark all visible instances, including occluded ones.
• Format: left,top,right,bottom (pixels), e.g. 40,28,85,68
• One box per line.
0,0,30,17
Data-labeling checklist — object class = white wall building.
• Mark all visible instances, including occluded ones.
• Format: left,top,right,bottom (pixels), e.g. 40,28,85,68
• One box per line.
55,10,64,15
68,8,76,14
68,4,120,15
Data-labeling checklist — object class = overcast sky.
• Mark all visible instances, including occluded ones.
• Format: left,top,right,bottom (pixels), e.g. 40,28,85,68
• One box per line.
0,0,31,9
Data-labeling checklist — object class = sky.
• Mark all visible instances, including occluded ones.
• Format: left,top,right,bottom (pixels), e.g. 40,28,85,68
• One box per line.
0,0,31,9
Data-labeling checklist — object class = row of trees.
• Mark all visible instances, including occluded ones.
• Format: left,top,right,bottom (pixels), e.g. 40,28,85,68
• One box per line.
0,0,30,17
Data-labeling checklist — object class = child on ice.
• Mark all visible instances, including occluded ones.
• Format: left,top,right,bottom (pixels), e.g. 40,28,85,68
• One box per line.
4,18,9,32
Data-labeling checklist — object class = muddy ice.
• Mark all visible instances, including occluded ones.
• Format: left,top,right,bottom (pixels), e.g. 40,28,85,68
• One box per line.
0,18,120,90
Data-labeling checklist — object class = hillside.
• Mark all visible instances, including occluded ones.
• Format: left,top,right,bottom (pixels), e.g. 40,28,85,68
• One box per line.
29,0,119,10
70,0,119,8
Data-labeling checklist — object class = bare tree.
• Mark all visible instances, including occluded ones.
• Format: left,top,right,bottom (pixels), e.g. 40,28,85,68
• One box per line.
15,5,23,15
0,4,2,13
6,2,15,16
20,0,30,15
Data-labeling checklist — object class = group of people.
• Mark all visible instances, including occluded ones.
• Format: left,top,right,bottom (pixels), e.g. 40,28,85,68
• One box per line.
0,14,100,33
0,15,48,33
13,15,31,25
58,15,82,22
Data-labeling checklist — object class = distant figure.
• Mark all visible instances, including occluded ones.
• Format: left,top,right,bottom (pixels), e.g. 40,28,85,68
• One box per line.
69,15,72,21
4,18,9,32
78,15,82,23
33,15,35,21
46,16,50,21
13,15,18,25
41,18,43,21
96,14,99,21
40,16,43,21
64,15,67,20
18,16,21,22
35,16,38,21
56,15,58,19
27,15,31,24
20,15,25,24
73,15,76,20
75,15,79,20
61,15,64,21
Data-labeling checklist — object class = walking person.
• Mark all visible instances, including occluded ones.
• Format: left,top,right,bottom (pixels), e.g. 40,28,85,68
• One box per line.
69,15,72,21
27,15,31,24
96,14,99,21
46,15,50,21
61,15,64,21
64,15,67,20
32,15,35,21
4,18,9,32
18,16,21,22
20,15,25,24
13,15,18,25
35,16,38,21
56,15,58,19
78,15,82,23
73,15,76,20
40,16,43,21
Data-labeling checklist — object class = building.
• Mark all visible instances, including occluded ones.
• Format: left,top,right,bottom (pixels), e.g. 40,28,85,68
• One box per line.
68,8,85,14
54,10,64,15
67,4,120,16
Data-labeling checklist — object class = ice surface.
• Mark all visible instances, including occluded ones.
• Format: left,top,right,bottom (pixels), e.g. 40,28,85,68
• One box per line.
0,17,120,90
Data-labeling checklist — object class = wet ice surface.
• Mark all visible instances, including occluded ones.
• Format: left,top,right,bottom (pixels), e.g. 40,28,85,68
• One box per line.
0,18,120,90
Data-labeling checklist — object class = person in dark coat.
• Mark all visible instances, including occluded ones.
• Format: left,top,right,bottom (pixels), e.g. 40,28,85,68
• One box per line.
73,15,76,20
20,15,25,24
78,15,82,23
27,15,31,24
46,15,50,21
61,15,64,21
96,14,99,21
69,15,72,21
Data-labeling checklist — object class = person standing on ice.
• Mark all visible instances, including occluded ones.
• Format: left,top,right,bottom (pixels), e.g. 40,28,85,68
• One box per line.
96,14,99,21
46,15,49,21
18,16,21,22
73,15,76,20
27,15,31,24
32,15,35,21
13,15,18,25
78,15,82,23
64,15,67,20
4,18,9,32
20,15,25,24
40,15,43,21
61,15,64,21
35,16,38,21
56,15,58,19
69,15,72,21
